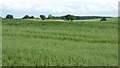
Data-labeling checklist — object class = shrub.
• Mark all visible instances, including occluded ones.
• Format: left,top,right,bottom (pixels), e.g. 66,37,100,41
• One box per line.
22,15,30,19
64,14,75,21
40,15,46,20
100,18,107,21
48,14,53,19
29,16,35,19
6,14,13,19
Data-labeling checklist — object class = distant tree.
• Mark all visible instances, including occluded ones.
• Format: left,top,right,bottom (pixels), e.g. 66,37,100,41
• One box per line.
40,15,46,20
48,14,53,19
64,14,75,21
6,14,13,19
29,16,35,19
100,18,107,21
22,15,30,19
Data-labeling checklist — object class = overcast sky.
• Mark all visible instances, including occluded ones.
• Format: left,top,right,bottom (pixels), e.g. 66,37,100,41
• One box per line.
0,0,119,18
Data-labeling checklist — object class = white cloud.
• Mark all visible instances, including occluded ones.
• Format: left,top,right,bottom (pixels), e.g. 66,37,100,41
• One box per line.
0,0,119,17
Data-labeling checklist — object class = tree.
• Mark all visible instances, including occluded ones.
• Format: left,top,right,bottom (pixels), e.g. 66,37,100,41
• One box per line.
29,16,35,19
40,15,46,20
6,14,13,19
64,14,75,21
22,15,30,19
48,14,53,19
100,18,107,21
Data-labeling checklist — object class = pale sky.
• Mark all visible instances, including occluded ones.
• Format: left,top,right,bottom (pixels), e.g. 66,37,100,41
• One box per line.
0,0,119,18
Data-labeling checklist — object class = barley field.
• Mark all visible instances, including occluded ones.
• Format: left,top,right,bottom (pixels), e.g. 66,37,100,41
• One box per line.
2,18,118,66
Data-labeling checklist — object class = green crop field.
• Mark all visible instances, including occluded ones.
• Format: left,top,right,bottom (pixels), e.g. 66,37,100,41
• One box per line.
2,18,118,66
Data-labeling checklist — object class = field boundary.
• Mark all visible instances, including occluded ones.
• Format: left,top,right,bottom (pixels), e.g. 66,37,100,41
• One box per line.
118,1,120,68
0,17,2,67
1,66,119,68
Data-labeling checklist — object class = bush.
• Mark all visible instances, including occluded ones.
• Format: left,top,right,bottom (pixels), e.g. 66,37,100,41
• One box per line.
22,15,30,19
100,18,107,21
64,14,75,21
29,16,35,19
48,14,53,19
40,15,46,20
22,15,35,19
6,14,13,19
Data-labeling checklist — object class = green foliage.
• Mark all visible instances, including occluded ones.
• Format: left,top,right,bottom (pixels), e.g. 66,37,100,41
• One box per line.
100,18,107,21
40,15,46,20
48,14,53,19
44,15,111,20
64,14,75,21
6,14,13,19
22,15,35,19
22,15,30,19
2,18,118,66
29,16,35,19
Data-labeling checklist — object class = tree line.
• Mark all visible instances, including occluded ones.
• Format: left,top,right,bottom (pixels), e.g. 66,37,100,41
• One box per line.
5,14,110,21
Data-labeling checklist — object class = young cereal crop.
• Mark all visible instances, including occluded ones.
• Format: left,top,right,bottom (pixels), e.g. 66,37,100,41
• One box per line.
2,18,118,66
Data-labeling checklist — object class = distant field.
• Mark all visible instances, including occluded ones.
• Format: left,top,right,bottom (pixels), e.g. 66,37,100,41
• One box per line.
2,18,118,66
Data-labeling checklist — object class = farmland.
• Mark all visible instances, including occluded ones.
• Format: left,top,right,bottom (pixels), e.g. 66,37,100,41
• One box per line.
2,18,118,66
